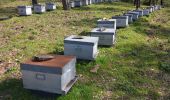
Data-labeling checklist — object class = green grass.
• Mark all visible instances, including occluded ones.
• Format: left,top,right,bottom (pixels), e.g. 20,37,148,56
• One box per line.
0,1,170,100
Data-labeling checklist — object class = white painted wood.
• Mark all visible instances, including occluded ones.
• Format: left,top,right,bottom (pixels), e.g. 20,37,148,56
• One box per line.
46,3,56,10
91,28,116,46
97,19,116,30
34,4,46,13
112,16,128,28
143,9,150,16
64,35,99,60
17,6,32,16
21,57,76,94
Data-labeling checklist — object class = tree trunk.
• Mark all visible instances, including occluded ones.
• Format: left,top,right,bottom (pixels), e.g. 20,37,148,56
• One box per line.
62,0,70,10
32,0,38,5
161,0,163,6
135,0,140,10
149,0,152,6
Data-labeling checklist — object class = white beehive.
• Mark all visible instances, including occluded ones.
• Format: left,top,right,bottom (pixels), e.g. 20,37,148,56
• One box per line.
74,1,82,7
70,1,75,8
143,9,150,16
34,4,46,13
82,0,88,5
127,12,139,21
21,55,78,95
147,7,153,13
97,19,116,30
17,6,32,16
88,0,92,5
91,28,116,46
133,10,143,17
112,16,128,28
46,3,56,11
124,14,133,23
64,35,99,60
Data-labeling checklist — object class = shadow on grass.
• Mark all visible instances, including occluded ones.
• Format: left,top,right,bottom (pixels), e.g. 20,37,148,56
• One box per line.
0,7,18,21
0,78,61,100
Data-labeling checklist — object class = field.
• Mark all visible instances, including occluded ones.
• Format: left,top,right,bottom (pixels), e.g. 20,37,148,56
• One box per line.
0,0,170,100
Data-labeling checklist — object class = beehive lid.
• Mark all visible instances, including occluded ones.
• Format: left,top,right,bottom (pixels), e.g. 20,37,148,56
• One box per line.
127,12,139,15
64,35,99,46
91,28,115,35
112,16,128,19
124,14,133,17
18,6,32,8
21,55,76,74
97,19,116,23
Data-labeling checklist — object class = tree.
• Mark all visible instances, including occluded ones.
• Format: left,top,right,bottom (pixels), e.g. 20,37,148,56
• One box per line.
62,0,70,10
32,0,38,5
160,0,163,6
134,0,140,10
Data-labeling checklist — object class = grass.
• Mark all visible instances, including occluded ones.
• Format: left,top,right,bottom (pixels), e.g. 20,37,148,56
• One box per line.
0,0,170,100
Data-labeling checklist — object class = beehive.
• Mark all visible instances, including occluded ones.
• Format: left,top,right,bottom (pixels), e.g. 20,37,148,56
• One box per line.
133,10,143,17
143,9,150,16
21,55,78,95
46,3,56,11
74,1,82,7
124,14,133,23
70,1,75,8
126,12,139,21
17,6,32,16
97,19,116,30
112,16,128,28
34,4,46,13
64,35,99,60
88,0,92,5
82,0,88,5
91,28,116,46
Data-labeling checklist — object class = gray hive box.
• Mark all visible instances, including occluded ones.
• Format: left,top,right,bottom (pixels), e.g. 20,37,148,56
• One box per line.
133,10,143,17
150,6,155,11
88,0,92,5
70,1,75,8
147,7,153,13
64,35,99,60
143,9,150,16
74,0,82,7
97,19,116,30
34,4,46,13
46,3,56,11
91,28,116,46
20,55,78,95
124,14,133,23
112,16,128,28
127,12,139,21
82,0,88,6
17,6,32,16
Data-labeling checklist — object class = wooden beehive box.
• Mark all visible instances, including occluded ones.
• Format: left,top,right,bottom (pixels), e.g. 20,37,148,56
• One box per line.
74,0,82,7
46,3,56,11
91,28,116,46
34,4,46,13
124,14,133,23
97,19,116,30
21,55,78,95
17,6,32,16
64,35,99,60
112,16,129,28
133,10,143,17
126,12,139,21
